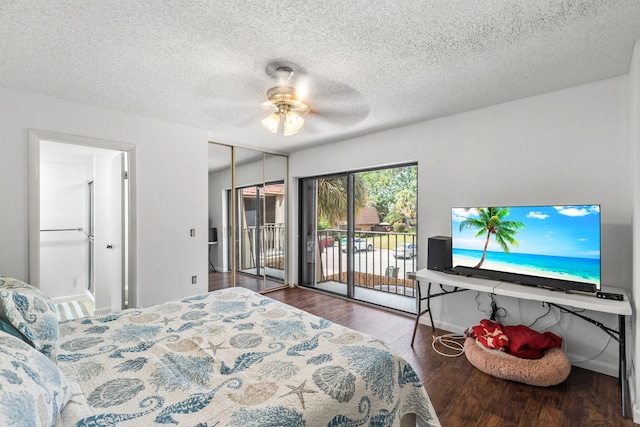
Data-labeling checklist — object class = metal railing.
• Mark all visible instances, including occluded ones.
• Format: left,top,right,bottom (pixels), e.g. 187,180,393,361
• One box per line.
238,224,285,271
316,229,417,297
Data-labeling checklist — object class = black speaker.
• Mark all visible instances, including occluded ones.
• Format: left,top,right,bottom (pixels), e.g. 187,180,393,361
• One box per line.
209,227,218,243
427,236,452,271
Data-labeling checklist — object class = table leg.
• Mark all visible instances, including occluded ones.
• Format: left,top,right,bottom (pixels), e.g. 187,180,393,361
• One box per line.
426,282,435,330
208,245,216,272
411,280,422,347
619,314,627,418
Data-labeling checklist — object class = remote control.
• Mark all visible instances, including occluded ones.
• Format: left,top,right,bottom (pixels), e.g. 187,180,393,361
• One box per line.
596,291,624,301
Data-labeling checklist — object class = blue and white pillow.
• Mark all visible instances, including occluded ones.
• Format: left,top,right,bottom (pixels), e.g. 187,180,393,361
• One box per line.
0,277,60,361
0,332,72,426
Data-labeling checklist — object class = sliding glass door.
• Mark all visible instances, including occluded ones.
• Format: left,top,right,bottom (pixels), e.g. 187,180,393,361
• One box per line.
299,164,418,312
300,175,350,296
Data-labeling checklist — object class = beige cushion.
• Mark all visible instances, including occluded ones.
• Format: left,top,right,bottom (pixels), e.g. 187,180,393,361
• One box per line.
464,337,571,387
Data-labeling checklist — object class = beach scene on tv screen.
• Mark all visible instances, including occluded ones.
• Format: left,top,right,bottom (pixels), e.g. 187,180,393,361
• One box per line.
451,205,601,286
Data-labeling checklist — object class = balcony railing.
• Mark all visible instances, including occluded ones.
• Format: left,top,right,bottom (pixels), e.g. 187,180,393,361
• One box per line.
316,229,417,297
238,224,285,271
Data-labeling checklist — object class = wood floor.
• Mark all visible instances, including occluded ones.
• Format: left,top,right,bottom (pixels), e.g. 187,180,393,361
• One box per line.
208,271,286,293
259,286,634,427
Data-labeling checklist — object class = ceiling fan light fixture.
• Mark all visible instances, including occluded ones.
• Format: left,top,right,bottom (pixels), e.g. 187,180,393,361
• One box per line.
261,66,309,136
283,111,304,135
261,113,280,133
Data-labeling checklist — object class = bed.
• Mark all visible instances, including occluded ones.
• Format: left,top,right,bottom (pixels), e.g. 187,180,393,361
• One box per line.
0,277,440,426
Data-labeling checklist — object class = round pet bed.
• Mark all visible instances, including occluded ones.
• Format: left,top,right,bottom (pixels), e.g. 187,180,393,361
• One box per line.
464,338,571,387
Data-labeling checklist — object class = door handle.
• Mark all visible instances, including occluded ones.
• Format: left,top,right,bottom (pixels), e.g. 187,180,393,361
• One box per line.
106,245,113,249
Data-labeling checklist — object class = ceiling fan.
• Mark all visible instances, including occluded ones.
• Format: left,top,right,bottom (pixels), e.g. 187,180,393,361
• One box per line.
202,61,370,136
260,65,310,136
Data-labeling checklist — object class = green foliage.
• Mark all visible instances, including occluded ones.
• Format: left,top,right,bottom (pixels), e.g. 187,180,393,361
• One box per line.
359,166,416,219
317,176,368,227
317,219,331,230
393,222,407,233
394,189,416,227
316,165,417,232
384,209,404,225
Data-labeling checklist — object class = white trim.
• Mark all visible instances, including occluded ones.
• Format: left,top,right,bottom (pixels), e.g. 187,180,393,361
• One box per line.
94,307,113,316
27,131,40,287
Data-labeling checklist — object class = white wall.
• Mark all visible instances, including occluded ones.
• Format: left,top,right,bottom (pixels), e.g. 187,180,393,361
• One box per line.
0,88,210,307
289,76,631,377
629,40,640,422
39,161,88,298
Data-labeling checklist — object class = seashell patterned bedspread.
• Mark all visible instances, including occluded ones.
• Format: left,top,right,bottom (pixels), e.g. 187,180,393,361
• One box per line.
57,287,440,426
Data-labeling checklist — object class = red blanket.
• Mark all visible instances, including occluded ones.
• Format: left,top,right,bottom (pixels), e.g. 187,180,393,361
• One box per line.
467,319,562,359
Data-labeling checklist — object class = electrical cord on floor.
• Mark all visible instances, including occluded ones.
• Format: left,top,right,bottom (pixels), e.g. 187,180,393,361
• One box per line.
431,333,467,357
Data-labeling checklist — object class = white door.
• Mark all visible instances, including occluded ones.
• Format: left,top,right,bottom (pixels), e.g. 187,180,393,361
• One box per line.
108,153,126,312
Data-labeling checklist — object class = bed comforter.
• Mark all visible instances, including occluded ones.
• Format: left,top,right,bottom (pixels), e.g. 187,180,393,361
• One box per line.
57,287,439,426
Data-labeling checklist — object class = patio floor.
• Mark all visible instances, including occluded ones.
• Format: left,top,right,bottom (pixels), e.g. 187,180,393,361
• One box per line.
312,281,417,313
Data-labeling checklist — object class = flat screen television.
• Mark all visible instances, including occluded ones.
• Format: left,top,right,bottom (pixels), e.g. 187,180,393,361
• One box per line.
450,205,600,293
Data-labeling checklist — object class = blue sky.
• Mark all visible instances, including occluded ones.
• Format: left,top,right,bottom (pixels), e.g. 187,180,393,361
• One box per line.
451,205,600,259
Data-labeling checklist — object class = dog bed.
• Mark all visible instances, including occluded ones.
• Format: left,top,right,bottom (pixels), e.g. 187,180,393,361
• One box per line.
464,337,571,387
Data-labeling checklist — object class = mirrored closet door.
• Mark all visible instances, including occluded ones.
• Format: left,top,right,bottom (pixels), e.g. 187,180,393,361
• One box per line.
208,142,287,293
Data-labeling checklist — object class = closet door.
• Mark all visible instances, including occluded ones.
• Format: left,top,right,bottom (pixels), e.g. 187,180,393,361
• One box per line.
208,143,288,293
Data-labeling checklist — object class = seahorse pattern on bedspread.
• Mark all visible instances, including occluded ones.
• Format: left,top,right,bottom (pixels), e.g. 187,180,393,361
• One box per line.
56,287,440,426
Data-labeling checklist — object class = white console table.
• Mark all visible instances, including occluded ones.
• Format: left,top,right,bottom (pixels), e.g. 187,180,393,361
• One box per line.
411,268,632,418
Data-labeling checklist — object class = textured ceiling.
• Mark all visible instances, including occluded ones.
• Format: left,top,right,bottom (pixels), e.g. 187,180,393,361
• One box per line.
1,1,639,154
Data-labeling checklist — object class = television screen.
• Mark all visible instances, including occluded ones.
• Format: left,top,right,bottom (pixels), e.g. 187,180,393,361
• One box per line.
451,205,601,290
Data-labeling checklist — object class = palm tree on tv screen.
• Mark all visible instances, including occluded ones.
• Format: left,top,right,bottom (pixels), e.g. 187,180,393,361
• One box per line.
459,207,525,268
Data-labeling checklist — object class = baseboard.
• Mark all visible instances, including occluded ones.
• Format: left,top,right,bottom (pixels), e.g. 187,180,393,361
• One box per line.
630,371,639,423
421,316,466,335
570,356,618,377
94,307,112,315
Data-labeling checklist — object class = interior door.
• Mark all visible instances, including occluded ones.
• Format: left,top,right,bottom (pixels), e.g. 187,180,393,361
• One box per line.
108,153,125,311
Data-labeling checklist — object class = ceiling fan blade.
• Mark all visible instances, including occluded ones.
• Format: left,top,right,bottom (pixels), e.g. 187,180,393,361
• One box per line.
309,102,370,127
202,104,263,128
262,100,278,113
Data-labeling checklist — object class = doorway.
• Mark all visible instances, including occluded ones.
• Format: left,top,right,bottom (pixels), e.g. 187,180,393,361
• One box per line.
28,131,136,314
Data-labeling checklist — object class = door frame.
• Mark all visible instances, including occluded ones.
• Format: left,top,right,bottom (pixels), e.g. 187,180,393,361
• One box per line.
28,130,137,308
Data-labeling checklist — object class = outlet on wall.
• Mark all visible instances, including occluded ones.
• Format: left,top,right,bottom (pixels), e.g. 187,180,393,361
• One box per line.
192,275,197,284
190,229,195,237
